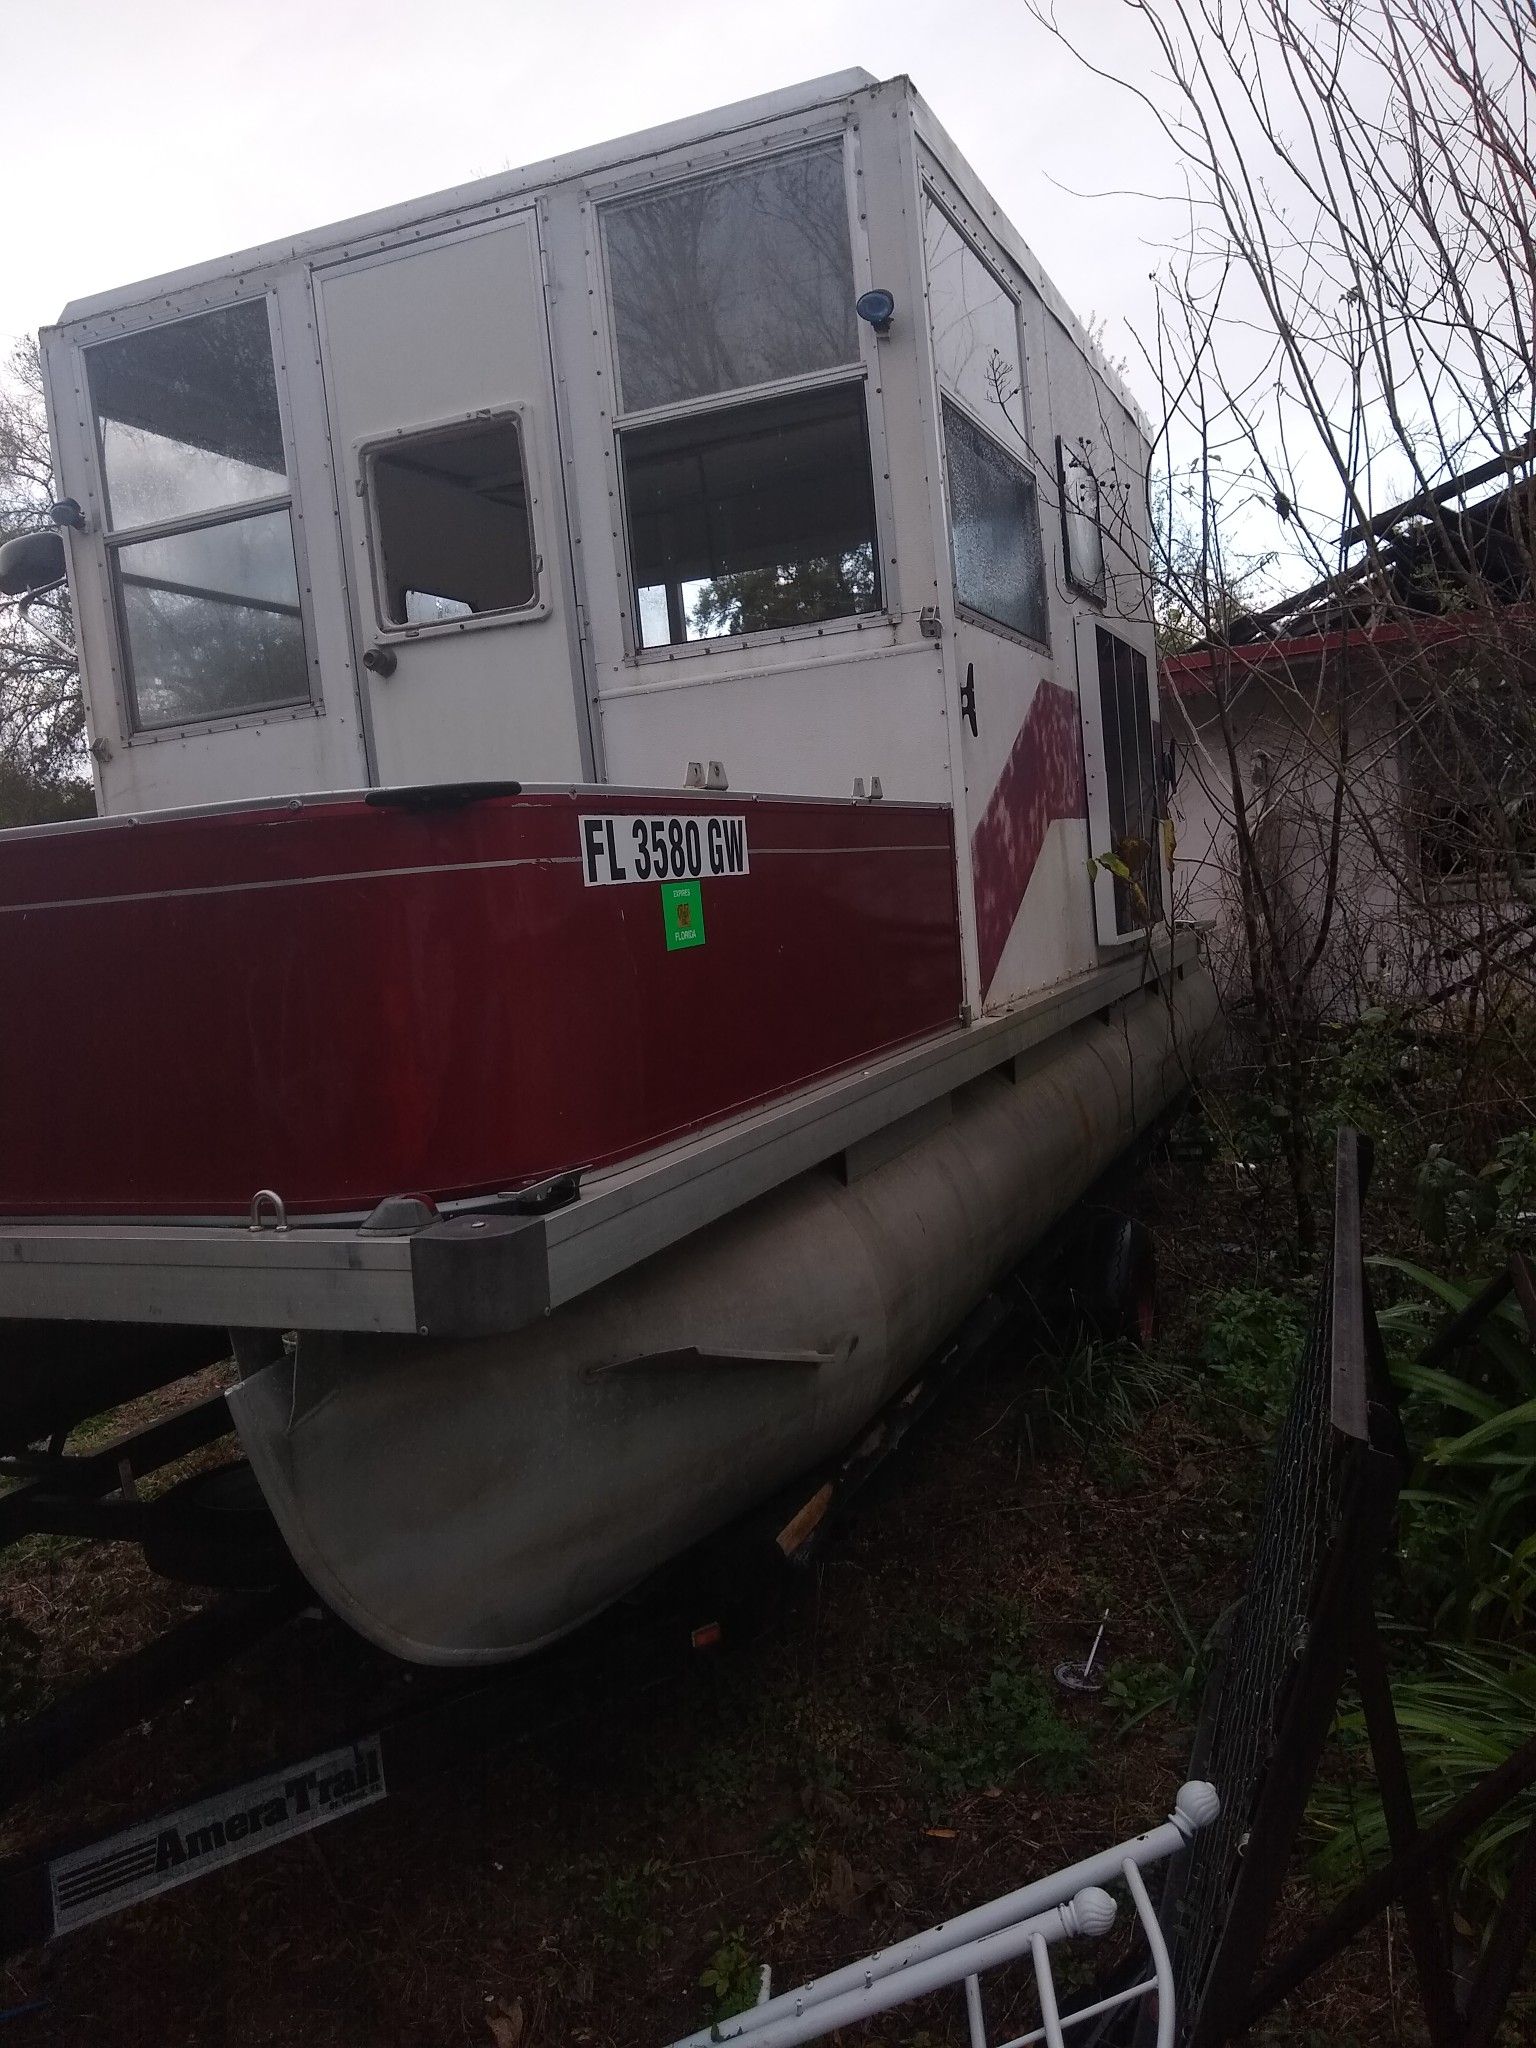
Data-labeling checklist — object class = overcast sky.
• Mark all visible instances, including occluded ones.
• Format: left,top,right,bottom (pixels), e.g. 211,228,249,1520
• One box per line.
3,0,1177,404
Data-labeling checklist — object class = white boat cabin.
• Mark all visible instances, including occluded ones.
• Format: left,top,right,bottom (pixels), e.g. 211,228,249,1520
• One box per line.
40,69,1167,1018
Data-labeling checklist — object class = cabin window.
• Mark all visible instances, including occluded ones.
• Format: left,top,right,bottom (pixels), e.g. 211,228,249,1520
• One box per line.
621,384,880,647
942,401,1049,645
113,513,306,732
86,299,311,733
603,143,859,413
604,139,881,651
924,197,1049,646
924,200,1028,447
1058,436,1106,601
1093,624,1164,932
368,417,536,628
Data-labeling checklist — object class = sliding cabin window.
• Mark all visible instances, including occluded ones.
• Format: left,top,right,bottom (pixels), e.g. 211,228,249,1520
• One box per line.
368,416,536,627
86,299,312,733
602,141,881,649
924,196,1049,648
1093,624,1164,934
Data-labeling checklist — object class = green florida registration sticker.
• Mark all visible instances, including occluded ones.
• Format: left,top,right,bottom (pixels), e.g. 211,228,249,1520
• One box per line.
662,879,705,951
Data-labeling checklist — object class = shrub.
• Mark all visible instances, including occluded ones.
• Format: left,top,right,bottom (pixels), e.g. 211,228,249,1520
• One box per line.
1315,1645,1536,1916
1375,1256,1536,1640
1196,1284,1310,1427
699,1928,761,2021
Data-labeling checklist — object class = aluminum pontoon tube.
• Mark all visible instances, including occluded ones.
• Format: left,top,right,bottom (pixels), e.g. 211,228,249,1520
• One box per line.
229,967,1217,1664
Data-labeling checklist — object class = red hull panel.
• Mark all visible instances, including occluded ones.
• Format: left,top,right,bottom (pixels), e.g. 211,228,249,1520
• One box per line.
0,792,961,1218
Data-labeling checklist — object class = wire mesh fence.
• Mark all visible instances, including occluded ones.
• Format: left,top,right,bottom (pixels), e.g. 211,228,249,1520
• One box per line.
1146,1131,1413,2046
1160,1231,1352,2034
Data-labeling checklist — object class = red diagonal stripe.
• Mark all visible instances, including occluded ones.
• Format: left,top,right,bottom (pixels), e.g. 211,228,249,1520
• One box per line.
970,680,1087,997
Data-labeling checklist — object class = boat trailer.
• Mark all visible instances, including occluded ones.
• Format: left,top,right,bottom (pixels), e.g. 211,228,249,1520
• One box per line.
0,1268,1034,1961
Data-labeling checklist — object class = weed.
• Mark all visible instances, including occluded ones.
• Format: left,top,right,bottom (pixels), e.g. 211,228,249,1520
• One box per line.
1196,1283,1310,1428
587,1857,672,1956
1104,1657,1177,1733
1103,1563,1223,1740
909,1667,1088,1798
0,1528,77,1574
895,1605,981,1661
1486,1127,1536,1248
1035,1331,1186,1447
897,1591,1034,1665
698,1926,760,2021
1049,1942,1103,1996
764,1814,814,1860
1090,1439,1148,1492
681,1739,760,1812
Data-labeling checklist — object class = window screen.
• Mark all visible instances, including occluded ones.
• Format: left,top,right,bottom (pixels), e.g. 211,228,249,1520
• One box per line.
87,300,312,733
603,143,859,413
1095,625,1164,932
924,201,1026,445
621,383,880,646
1058,437,1106,600
370,418,535,627
942,400,1049,644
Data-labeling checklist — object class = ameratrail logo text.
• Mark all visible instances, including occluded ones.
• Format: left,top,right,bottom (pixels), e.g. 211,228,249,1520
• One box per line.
48,1738,386,1934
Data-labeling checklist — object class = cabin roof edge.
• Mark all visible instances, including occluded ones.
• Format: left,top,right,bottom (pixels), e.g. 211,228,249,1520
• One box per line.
52,67,883,332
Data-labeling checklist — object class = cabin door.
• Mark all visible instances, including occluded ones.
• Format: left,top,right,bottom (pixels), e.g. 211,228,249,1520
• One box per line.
315,217,592,788
924,189,1076,1013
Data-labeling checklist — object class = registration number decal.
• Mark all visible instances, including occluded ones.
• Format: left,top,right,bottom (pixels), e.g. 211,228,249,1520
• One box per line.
579,813,750,887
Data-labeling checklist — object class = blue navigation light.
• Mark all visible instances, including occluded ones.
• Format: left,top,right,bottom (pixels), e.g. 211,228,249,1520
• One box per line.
855,288,896,336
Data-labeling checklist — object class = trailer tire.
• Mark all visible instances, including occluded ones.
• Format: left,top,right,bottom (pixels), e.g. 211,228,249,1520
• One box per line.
140,1462,295,1588
1062,1214,1158,1349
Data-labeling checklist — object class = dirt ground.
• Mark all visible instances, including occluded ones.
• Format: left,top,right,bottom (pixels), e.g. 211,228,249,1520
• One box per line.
0,1151,1450,2046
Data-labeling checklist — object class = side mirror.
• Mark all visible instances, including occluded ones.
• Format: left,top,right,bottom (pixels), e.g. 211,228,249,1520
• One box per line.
0,529,67,598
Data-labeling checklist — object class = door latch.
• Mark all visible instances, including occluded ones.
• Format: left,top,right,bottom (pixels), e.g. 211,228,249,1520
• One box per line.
363,646,398,678
960,661,978,737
